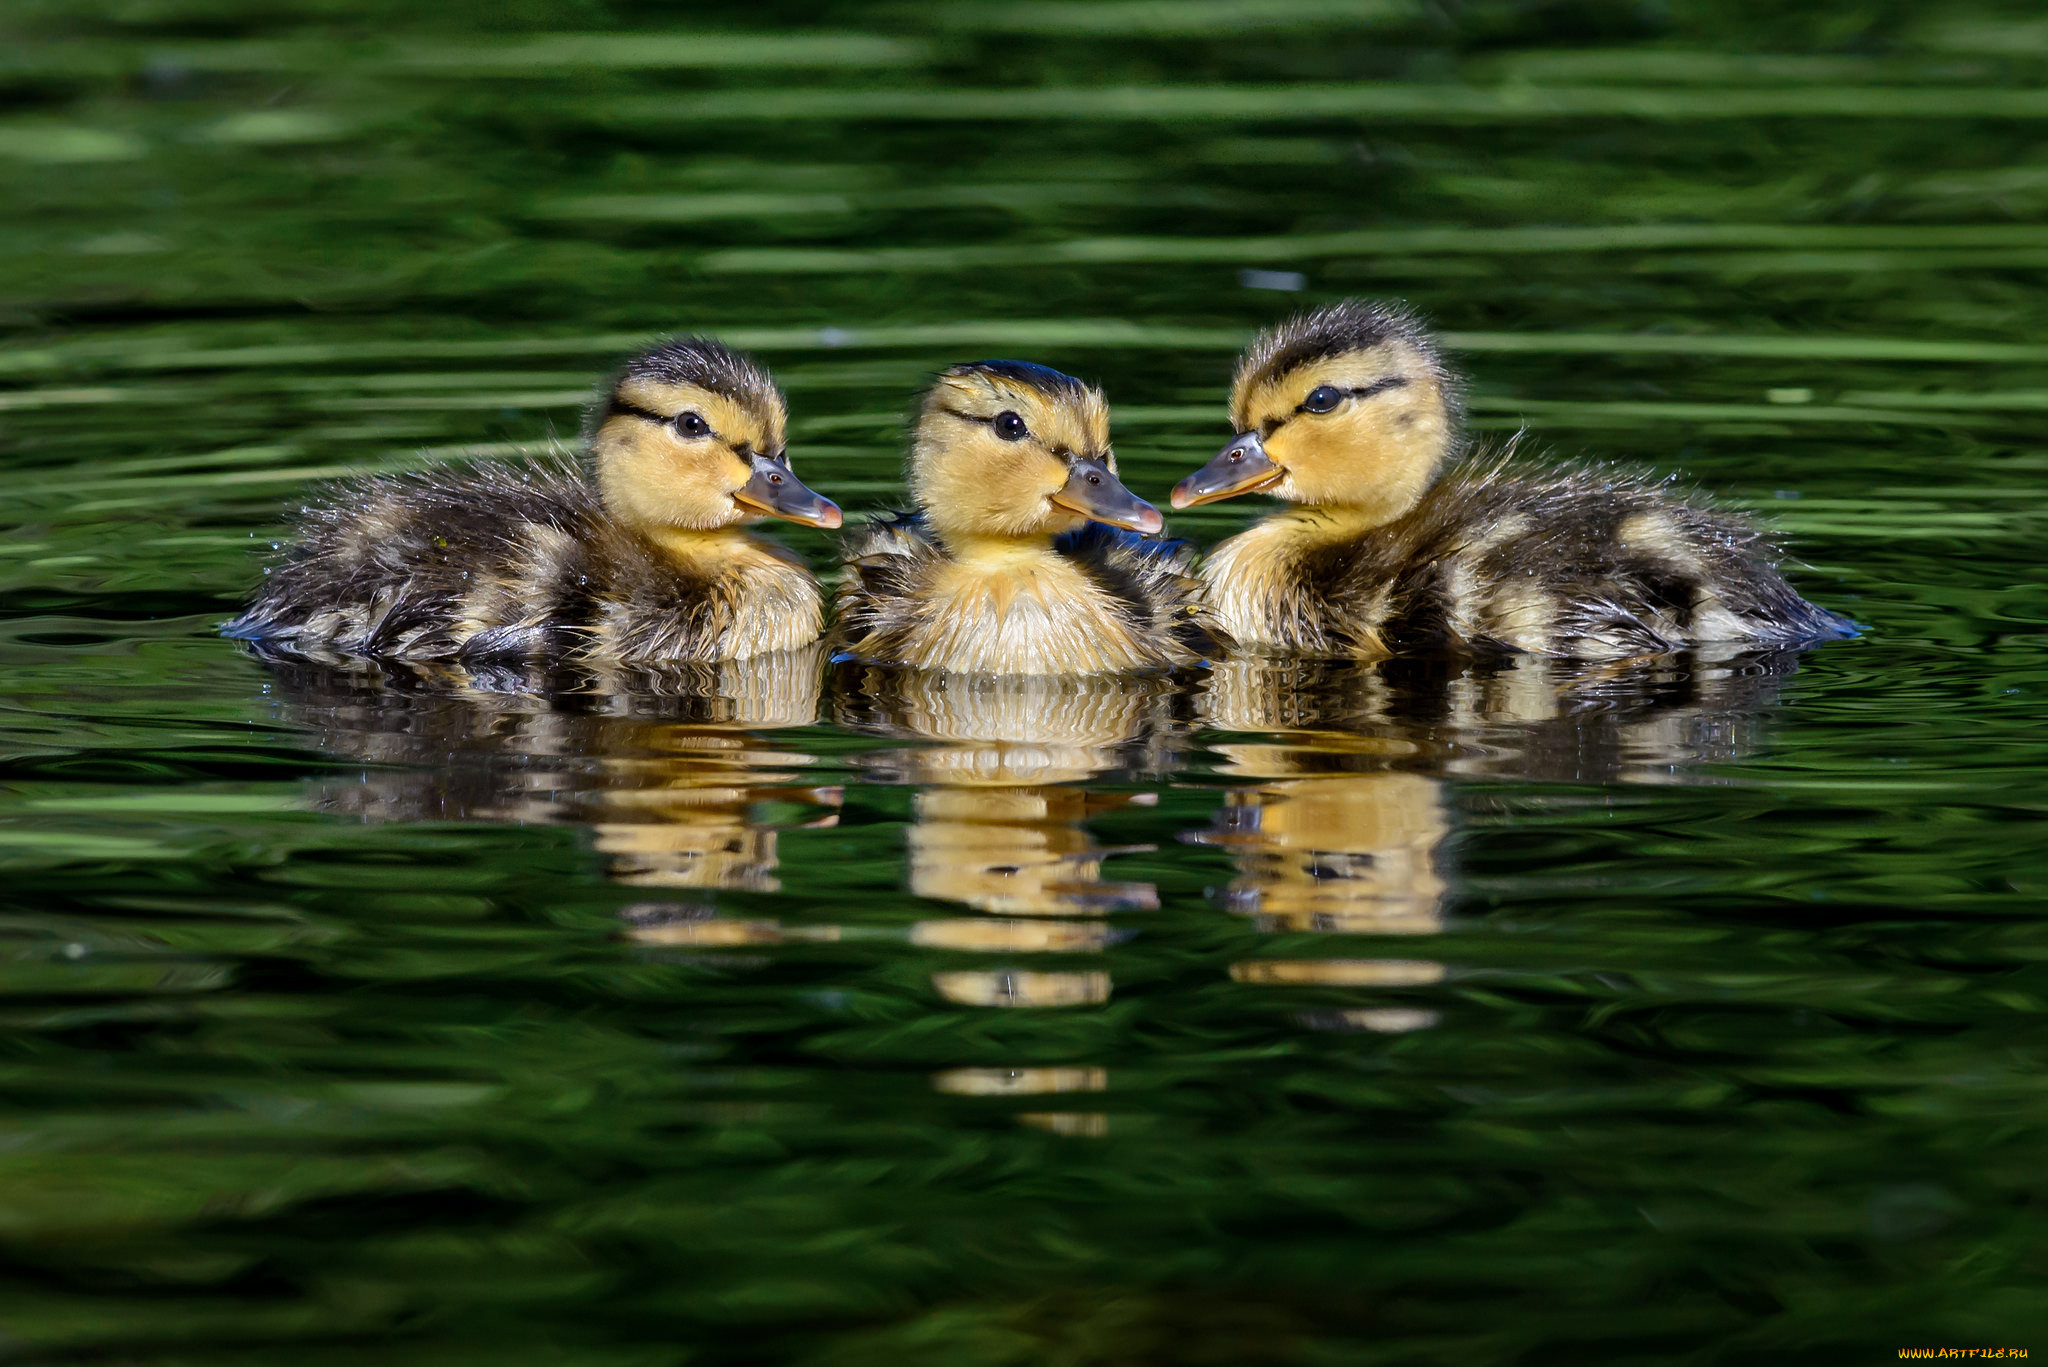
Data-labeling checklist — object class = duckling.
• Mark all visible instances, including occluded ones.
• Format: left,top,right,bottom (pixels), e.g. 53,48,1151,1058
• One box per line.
226,338,841,666
835,360,1212,675
1171,300,1852,659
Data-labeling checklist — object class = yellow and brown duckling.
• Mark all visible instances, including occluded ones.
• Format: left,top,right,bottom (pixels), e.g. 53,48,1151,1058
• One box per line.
227,338,841,666
835,360,1213,675
1172,300,1852,659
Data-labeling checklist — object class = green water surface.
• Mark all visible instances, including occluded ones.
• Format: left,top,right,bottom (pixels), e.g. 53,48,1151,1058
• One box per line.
2,1,2046,1362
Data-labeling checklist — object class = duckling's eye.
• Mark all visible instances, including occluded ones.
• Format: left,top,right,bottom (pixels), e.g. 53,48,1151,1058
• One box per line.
1302,385,1343,414
672,411,710,438
992,411,1029,442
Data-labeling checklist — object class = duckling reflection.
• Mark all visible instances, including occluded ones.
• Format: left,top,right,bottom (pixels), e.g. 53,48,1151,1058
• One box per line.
932,1066,1106,1096
1203,646,1806,783
933,1065,1112,1140
834,667,1177,1029
906,787,1159,917
835,664,1186,786
1197,649,1812,1019
253,645,836,891
1196,744,1454,1023
836,665,1184,916
1189,737,1449,937
932,969,1112,1008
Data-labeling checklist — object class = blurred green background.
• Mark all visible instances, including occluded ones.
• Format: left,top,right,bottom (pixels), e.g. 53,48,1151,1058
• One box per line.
2,1,2047,1363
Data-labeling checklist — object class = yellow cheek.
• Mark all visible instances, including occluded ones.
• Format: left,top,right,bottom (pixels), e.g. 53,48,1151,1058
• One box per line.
1268,421,1333,472
1266,419,1362,502
650,443,751,524
710,446,752,492
1029,452,1070,496
972,444,1062,501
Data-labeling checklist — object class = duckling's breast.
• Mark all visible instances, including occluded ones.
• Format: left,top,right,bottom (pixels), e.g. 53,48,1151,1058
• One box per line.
900,557,1162,675
587,532,824,665
1200,520,1356,655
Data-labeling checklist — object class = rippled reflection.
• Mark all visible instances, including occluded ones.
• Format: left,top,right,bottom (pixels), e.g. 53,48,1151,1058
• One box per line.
931,1066,1107,1096
909,918,1125,951
838,666,1178,927
618,903,843,947
1189,746,1449,937
1202,650,1813,1035
933,1065,1113,1138
1296,1008,1444,1034
1203,648,1809,782
833,667,1173,1035
252,645,836,890
904,786,1159,917
835,665,1187,785
931,968,1111,1007
1229,958,1446,986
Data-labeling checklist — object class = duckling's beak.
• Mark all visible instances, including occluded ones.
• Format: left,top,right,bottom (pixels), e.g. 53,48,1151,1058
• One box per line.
1170,431,1282,509
1049,456,1165,535
734,452,842,529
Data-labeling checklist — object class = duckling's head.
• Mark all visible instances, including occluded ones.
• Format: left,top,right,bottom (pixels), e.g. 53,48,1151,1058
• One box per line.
589,339,840,534
909,360,1163,547
1171,300,1459,526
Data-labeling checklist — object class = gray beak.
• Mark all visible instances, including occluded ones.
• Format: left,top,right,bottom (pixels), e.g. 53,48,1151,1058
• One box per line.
734,452,842,529
1048,455,1165,535
1171,431,1283,509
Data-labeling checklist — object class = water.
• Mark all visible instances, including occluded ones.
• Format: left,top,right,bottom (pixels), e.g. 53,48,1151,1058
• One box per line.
3,2,2046,1361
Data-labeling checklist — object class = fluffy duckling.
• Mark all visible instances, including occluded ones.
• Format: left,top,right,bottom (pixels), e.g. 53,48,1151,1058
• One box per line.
835,360,1212,674
227,338,841,665
1172,301,1852,659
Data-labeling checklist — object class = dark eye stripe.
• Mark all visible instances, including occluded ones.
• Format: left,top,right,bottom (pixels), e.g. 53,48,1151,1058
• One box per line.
941,405,1032,436
938,405,1104,461
1291,374,1409,416
607,397,669,423
608,396,735,442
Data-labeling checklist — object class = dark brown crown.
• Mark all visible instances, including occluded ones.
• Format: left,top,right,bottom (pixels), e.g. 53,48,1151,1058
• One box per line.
619,337,780,403
1235,300,1444,392
940,359,1092,402
587,336,783,438
1232,299,1461,431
